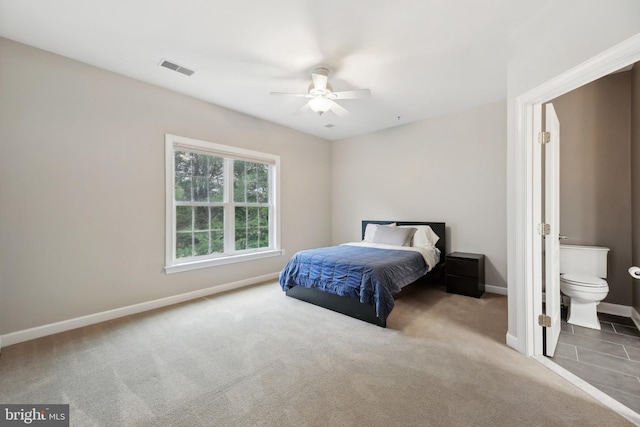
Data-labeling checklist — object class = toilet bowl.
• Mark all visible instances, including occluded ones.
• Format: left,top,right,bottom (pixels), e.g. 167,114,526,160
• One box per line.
559,245,610,330
560,273,609,329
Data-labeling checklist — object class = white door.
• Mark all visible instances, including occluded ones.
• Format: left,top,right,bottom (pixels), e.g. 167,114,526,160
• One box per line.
544,103,561,357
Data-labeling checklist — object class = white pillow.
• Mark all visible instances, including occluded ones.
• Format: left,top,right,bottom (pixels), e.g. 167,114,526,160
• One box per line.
371,225,416,247
399,225,440,247
363,223,396,242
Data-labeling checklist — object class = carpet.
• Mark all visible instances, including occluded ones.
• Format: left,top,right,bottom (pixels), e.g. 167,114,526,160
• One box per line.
0,281,633,426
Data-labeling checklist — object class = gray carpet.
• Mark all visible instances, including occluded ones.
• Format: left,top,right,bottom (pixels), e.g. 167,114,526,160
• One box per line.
0,281,633,426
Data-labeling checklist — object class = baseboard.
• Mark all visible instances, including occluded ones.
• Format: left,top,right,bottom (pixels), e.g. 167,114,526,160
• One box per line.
0,272,279,349
543,294,633,319
485,284,507,295
506,332,519,351
632,308,640,331
597,302,632,317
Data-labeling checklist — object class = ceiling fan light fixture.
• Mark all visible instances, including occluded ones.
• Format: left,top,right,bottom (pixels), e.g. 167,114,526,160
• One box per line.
309,97,332,115
271,67,370,117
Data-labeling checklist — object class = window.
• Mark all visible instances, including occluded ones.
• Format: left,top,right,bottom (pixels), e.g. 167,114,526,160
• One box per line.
165,134,281,273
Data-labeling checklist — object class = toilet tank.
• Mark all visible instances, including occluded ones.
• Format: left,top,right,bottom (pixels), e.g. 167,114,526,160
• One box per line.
560,245,610,278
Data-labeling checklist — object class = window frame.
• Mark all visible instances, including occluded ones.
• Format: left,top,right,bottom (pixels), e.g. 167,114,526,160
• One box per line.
164,134,281,274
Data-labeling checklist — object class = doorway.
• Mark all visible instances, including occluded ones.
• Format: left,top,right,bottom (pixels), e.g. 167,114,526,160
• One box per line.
513,33,640,358
543,61,640,416
513,33,640,423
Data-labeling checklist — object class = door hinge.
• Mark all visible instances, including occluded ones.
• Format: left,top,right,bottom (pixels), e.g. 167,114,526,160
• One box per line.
538,223,550,236
538,131,550,144
538,314,552,328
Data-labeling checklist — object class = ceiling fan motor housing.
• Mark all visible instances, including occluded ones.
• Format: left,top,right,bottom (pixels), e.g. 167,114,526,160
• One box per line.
309,82,333,97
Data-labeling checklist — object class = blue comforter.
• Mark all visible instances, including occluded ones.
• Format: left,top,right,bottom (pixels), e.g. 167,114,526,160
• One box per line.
279,245,428,322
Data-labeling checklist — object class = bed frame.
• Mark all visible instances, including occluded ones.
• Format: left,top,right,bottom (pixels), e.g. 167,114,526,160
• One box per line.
285,220,446,327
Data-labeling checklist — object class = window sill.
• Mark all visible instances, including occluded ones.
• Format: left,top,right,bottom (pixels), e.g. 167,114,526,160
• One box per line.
164,249,284,274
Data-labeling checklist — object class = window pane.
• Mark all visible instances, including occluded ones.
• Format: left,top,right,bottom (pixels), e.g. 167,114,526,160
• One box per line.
174,151,193,176
248,163,259,203
193,232,210,256
259,206,269,223
235,206,246,228
235,206,269,250
210,207,224,229
235,206,246,250
174,151,193,202
234,160,269,204
259,206,269,247
176,233,193,258
177,151,225,203
194,206,208,230
247,180,257,203
210,207,224,254
257,165,269,203
193,177,208,202
211,230,224,253
192,153,208,176
235,228,246,250
176,206,193,231
208,157,224,202
248,226,259,249
233,161,246,203
174,176,192,202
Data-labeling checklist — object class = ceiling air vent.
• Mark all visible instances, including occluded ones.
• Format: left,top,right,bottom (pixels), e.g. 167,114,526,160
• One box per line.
159,59,195,76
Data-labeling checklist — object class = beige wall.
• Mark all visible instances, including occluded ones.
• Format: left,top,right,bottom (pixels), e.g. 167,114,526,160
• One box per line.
0,38,333,334
551,71,633,305
633,65,640,310
332,101,507,288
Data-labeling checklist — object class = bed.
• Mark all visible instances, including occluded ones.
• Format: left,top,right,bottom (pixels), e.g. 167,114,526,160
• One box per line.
279,220,446,327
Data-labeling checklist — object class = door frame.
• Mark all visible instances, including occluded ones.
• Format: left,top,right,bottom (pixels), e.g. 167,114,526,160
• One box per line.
513,33,640,356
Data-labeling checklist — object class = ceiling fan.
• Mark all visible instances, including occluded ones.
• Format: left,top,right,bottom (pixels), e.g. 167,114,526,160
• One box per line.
270,67,371,117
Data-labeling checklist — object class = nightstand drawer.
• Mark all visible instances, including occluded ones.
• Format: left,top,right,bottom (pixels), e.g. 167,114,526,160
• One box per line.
446,274,484,298
445,252,485,298
447,257,480,278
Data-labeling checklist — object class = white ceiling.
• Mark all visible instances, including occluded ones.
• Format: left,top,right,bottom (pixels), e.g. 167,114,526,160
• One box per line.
0,0,554,140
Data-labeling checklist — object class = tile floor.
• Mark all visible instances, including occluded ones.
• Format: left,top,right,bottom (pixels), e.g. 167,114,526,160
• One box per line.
551,311,640,415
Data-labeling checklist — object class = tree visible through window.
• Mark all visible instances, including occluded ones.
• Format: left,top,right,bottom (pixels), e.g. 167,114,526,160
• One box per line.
165,134,280,273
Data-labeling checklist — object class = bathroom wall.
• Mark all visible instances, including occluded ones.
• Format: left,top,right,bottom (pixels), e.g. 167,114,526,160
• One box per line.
551,71,633,306
632,65,640,312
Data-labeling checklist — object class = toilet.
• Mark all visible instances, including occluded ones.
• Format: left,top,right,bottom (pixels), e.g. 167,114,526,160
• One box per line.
559,245,610,330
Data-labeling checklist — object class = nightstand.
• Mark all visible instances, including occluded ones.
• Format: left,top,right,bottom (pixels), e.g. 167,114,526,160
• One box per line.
446,252,485,298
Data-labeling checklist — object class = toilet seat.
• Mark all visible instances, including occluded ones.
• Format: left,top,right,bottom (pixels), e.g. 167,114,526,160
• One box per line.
561,273,608,291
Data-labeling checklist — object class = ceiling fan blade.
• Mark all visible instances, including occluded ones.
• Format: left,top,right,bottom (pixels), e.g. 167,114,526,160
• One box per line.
332,89,371,100
311,67,329,91
270,91,311,98
328,100,349,117
293,101,311,115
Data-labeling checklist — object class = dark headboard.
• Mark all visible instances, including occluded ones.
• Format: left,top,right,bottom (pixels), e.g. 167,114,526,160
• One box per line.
361,220,446,265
